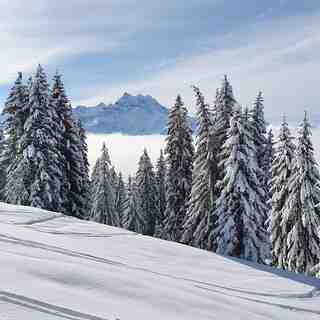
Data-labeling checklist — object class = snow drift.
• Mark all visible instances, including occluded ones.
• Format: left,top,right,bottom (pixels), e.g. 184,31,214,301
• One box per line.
0,202,319,319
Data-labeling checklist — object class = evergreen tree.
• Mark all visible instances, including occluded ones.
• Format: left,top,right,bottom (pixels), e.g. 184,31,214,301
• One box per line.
123,176,144,233
90,143,117,225
212,108,269,263
283,113,320,274
162,95,194,241
115,172,128,227
212,75,236,176
109,166,118,192
1,73,29,199
90,157,100,191
136,149,159,236
250,92,267,172
262,129,274,199
76,120,91,218
269,117,296,269
52,73,88,218
5,65,62,210
155,149,166,233
181,86,214,249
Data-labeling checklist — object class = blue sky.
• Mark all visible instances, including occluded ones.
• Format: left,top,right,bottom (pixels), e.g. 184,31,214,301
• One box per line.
0,0,319,122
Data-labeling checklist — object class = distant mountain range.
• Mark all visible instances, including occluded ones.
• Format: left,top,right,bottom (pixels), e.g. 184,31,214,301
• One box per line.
73,93,196,135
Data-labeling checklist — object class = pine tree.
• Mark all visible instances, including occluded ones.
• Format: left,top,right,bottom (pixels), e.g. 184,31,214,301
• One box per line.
76,120,91,218
250,92,267,172
115,172,128,227
262,129,274,199
90,143,117,225
5,65,63,210
181,86,214,249
50,72,70,213
123,176,144,233
212,108,269,263
47,73,68,212
162,95,194,241
52,73,88,218
136,149,159,236
1,73,29,200
283,113,320,274
212,75,236,174
155,149,166,233
109,166,118,192
269,117,296,269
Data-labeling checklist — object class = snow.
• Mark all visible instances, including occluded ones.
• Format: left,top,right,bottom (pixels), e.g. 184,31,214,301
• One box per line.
0,202,319,319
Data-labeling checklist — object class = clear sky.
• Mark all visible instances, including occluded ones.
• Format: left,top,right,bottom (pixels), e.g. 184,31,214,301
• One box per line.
0,0,319,122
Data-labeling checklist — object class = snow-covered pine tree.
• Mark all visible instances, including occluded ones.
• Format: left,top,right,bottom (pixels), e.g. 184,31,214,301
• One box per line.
250,92,267,173
123,176,144,233
136,149,159,236
90,143,118,225
211,75,236,177
211,108,269,263
114,172,128,227
262,129,274,199
269,117,296,269
76,120,91,218
155,149,166,233
109,166,118,192
162,95,194,241
50,72,70,213
5,65,63,210
90,157,100,191
284,113,320,274
181,86,214,249
1,72,29,200
51,73,87,218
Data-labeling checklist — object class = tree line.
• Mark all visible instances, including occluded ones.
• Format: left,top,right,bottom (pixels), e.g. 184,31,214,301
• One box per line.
0,65,90,218
1,68,320,277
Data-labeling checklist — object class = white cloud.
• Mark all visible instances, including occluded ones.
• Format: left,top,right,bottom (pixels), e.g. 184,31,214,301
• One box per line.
79,11,320,122
0,0,172,84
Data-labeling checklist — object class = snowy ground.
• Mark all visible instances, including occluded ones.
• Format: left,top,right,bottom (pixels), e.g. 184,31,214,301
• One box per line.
0,203,319,319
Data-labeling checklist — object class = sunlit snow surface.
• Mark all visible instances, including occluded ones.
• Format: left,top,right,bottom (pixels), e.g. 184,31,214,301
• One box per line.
0,202,319,319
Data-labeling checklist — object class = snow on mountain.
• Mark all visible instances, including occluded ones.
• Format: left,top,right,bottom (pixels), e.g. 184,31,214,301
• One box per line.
0,202,319,319
73,93,196,135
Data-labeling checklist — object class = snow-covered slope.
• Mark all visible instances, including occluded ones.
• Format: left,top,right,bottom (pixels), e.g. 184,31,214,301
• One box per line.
73,93,196,135
0,203,319,319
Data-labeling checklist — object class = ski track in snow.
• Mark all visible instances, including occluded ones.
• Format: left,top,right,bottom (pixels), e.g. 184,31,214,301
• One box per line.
15,214,64,226
195,286,320,316
1,203,320,319
0,291,110,320
0,229,319,316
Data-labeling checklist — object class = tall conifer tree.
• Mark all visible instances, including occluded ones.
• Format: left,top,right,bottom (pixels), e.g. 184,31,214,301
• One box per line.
181,86,214,249
2,73,29,200
269,117,295,269
155,149,166,233
76,120,91,218
212,108,269,263
162,95,194,241
123,176,144,233
212,75,236,177
136,149,159,236
284,114,320,274
115,172,128,227
90,143,117,225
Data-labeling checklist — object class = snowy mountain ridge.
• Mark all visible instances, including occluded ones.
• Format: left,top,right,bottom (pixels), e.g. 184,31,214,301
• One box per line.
0,202,320,319
73,93,196,135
